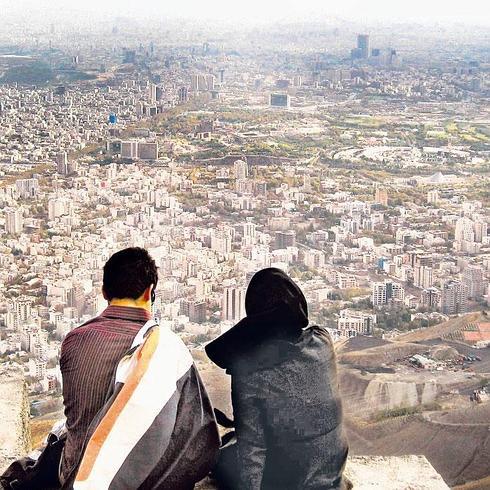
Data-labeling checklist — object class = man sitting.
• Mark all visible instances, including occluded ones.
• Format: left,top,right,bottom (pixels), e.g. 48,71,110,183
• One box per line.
60,247,219,489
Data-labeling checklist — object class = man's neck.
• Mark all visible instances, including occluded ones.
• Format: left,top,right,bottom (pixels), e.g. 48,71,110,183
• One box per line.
109,298,151,313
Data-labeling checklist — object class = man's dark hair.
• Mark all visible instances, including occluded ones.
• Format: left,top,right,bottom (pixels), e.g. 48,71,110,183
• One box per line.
103,247,158,301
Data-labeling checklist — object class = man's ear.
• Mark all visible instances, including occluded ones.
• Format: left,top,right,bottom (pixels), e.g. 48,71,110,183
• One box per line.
143,284,153,302
102,287,108,301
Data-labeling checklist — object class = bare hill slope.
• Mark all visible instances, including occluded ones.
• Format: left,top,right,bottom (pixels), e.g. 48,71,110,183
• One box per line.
346,412,490,487
338,340,427,368
395,313,484,343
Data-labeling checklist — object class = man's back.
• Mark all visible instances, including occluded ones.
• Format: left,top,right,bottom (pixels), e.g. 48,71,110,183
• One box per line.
60,305,151,482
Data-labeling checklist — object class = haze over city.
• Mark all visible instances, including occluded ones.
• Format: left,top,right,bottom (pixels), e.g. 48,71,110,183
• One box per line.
0,0,489,488
3,0,490,24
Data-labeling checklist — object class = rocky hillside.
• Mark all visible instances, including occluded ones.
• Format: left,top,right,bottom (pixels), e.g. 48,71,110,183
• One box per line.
345,413,490,487
0,366,31,472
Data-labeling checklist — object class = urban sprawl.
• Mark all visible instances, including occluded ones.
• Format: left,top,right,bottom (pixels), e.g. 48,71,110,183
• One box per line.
0,19,489,417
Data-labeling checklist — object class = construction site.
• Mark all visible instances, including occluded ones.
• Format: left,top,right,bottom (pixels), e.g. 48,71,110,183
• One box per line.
335,316,490,489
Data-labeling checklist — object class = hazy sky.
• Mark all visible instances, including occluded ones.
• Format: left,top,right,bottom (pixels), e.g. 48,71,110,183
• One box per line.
4,0,490,25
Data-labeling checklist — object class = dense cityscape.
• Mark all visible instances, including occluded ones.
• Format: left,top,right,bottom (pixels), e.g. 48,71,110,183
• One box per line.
0,6,489,488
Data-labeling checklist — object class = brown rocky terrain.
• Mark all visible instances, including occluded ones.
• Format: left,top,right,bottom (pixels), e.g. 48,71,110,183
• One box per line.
453,476,490,490
338,341,428,368
345,413,490,488
0,367,31,472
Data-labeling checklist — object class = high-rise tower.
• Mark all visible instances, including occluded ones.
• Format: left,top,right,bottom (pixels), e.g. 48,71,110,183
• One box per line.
357,34,370,59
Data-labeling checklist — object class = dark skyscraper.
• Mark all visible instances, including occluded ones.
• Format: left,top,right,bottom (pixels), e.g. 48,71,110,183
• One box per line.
357,34,370,59
178,86,189,104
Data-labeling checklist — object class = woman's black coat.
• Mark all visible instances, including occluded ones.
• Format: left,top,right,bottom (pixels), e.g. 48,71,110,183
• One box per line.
206,269,349,490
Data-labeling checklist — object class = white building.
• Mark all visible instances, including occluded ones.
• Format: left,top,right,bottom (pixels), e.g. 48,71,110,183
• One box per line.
211,228,233,255
48,198,71,220
372,280,405,306
414,266,433,289
222,287,246,323
427,189,439,205
233,160,248,180
441,280,468,315
28,358,47,379
462,265,486,299
5,208,23,234
16,178,39,199
338,309,376,337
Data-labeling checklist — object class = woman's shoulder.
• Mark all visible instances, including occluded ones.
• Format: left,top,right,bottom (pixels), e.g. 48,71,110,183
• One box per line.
231,327,334,378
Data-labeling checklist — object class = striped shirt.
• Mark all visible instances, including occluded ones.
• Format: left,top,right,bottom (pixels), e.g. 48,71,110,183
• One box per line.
60,305,151,482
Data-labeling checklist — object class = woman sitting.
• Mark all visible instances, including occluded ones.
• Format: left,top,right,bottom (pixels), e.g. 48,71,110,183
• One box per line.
206,268,349,490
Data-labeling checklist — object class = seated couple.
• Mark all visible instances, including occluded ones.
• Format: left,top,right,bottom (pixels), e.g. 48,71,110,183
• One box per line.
1,248,349,490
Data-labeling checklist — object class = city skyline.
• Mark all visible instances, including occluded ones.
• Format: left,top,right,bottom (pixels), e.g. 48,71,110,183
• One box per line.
0,5,488,487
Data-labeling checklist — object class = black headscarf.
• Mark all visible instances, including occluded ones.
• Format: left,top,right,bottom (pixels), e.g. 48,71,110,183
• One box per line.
205,268,309,371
